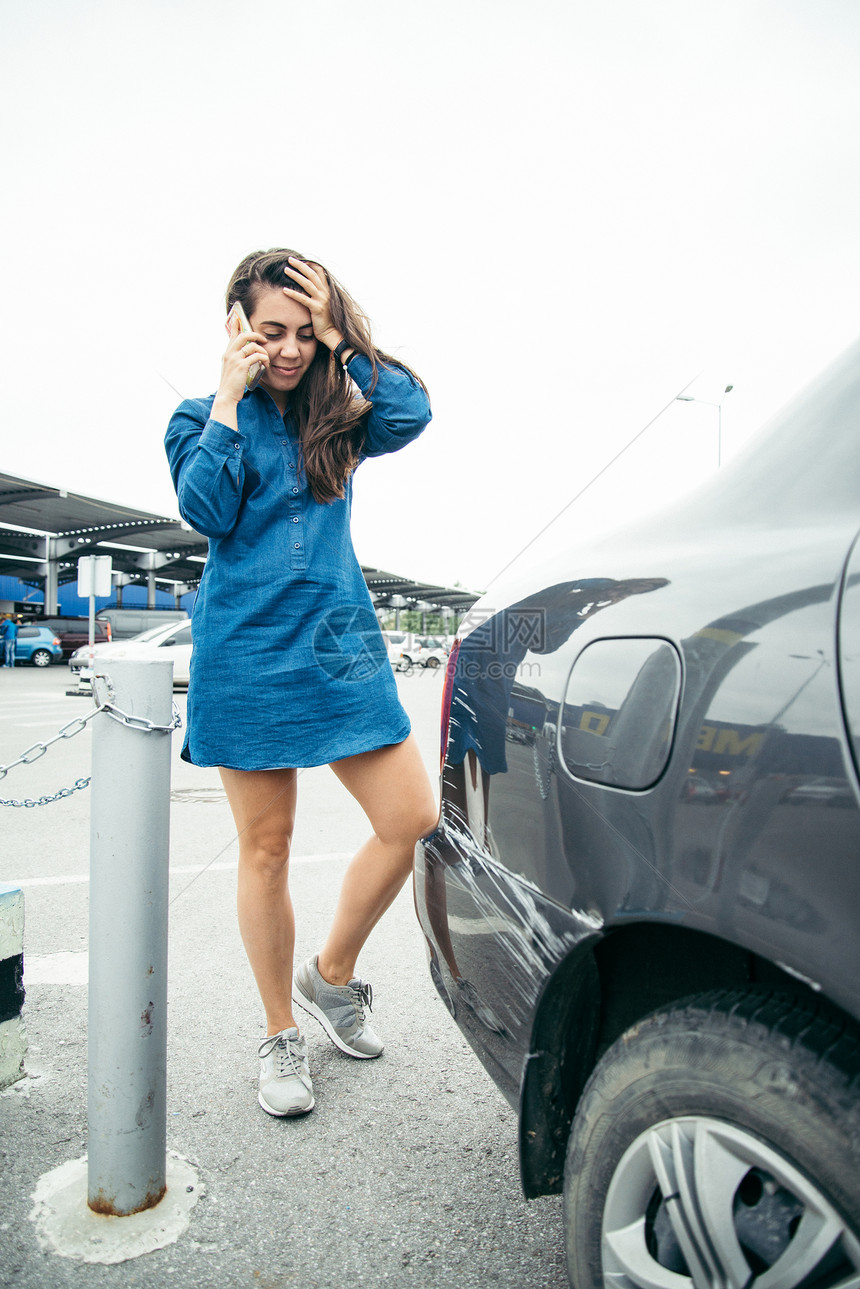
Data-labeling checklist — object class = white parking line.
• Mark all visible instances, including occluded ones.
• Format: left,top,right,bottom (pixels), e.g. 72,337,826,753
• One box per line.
8,853,351,888
0,698,82,704
0,695,80,704
9,720,93,729
25,951,88,986
0,709,80,719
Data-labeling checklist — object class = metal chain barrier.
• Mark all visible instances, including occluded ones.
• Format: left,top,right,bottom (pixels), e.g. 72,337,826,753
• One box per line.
0,672,182,808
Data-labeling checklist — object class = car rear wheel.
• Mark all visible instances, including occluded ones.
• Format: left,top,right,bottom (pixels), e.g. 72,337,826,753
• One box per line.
424,655,440,669
563,989,860,1289
31,649,52,667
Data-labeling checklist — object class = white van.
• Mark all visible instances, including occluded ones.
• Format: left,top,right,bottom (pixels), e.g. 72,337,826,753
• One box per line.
95,607,188,640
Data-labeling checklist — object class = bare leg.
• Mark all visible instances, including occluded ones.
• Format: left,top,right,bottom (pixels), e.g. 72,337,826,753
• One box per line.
318,734,438,985
420,758,470,979
422,861,459,977
219,766,298,1036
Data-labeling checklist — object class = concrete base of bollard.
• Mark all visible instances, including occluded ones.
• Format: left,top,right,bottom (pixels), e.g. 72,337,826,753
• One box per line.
29,1151,203,1264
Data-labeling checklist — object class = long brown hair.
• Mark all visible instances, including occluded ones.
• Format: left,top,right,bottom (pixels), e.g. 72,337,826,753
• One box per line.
226,248,428,504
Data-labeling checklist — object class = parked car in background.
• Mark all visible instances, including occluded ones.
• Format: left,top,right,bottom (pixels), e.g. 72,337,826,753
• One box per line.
382,630,423,671
416,635,450,669
70,619,193,687
382,631,451,671
13,626,63,667
415,339,860,1288
35,616,111,659
94,607,188,641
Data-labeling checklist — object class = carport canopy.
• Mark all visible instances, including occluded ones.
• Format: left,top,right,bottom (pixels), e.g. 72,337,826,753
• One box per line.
0,470,479,619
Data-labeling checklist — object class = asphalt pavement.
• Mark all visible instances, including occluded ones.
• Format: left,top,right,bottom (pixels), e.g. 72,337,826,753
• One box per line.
0,661,569,1288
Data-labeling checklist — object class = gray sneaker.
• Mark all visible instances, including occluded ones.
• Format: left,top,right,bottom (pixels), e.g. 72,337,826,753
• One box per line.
257,1027,315,1116
292,955,384,1059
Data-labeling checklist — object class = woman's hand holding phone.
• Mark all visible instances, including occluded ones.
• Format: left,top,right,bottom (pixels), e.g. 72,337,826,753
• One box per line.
222,305,268,396
212,304,269,430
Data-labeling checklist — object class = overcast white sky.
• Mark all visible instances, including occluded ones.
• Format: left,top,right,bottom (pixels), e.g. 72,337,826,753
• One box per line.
2,0,859,594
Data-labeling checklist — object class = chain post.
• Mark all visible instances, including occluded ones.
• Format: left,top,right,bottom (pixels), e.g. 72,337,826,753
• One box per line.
87,659,175,1217
0,690,180,807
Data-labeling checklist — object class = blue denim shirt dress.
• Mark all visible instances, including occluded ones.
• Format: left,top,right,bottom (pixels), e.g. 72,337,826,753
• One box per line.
164,353,431,770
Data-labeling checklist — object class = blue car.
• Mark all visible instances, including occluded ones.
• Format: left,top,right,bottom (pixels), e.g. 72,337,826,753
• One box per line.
14,626,64,667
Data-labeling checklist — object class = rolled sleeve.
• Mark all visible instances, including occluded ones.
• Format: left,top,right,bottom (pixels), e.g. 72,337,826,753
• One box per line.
349,354,432,458
165,399,247,538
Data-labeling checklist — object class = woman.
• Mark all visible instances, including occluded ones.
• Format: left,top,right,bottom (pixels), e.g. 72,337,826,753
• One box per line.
165,249,437,1117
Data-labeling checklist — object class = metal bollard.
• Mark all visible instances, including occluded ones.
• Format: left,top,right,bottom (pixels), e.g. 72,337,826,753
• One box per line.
87,658,173,1216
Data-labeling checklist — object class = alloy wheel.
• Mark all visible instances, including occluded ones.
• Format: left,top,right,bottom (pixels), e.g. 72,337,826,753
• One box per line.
602,1115,860,1288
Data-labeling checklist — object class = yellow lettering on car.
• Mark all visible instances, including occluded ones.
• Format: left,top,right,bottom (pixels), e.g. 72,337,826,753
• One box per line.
713,729,764,757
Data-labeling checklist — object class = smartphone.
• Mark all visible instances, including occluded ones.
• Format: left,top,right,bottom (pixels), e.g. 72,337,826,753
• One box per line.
226,301,264,391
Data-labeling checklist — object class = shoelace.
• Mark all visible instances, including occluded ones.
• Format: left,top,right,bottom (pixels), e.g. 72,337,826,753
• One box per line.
259,1032,305,1079
348,980,373,1022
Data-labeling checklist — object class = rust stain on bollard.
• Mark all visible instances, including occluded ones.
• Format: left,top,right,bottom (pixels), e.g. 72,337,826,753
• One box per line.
136,1086,156,1128
140,1002,154,1036
88,1181,167,1217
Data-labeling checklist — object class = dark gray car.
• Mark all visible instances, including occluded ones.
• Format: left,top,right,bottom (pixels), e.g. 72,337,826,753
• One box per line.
416,338,860,1288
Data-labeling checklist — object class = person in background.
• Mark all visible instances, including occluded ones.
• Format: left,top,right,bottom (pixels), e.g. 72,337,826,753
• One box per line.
1,615,19,667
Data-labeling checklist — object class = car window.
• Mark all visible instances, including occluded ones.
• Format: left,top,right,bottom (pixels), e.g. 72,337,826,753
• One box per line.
159,624,192,647
560,638,681,790
128,626,173,643
18,627,40,638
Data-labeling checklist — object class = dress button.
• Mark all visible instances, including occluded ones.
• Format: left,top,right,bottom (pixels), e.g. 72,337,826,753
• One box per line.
291,517,299,523
294,543,300,549
292,487,299,494
281,439,288,445
289,463,295,470
233,443,240,449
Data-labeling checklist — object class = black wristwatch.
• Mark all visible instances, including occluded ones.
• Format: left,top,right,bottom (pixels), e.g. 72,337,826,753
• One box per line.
332,339,350,362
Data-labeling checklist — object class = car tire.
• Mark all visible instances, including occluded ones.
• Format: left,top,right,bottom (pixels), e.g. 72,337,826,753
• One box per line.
31,649,52,667
563,989,860,1289
424,656,440,669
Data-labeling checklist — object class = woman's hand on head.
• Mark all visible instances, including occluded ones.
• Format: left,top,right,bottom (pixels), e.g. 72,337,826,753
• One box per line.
283,258,341,350
217,313,269,405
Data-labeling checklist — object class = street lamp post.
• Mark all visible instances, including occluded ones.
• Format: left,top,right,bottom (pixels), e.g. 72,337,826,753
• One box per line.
676,385,734,467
